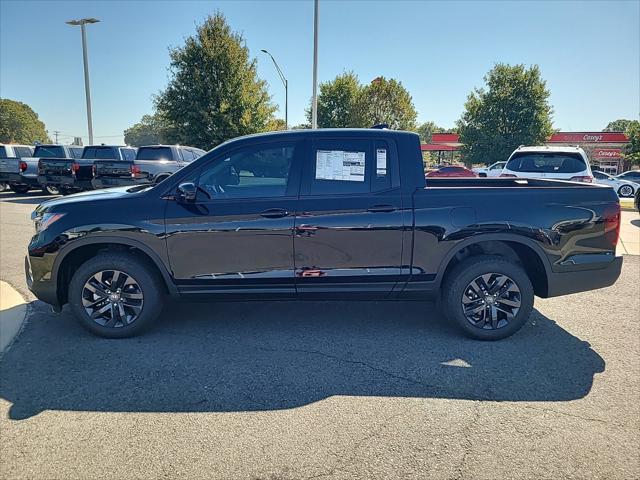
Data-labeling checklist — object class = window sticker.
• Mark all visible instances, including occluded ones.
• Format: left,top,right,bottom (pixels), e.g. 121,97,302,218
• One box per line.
376,148,387,176
316,150,365,182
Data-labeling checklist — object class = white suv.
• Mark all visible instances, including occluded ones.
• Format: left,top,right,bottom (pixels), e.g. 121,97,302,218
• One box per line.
501,145,594,183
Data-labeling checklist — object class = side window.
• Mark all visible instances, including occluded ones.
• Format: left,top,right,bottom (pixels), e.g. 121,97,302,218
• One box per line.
372,140,394,192
181,149,194,162
197,142,295,200
309,140,370,195
13,146,33,157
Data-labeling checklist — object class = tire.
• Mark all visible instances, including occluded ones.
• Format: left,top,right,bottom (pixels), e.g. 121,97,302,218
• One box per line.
0,183,7,193
60,187,73,196
617,185,634,198
9,184,30,194
155,175,170,184
68,252,165,338
442,255,534,340
42,185,60,195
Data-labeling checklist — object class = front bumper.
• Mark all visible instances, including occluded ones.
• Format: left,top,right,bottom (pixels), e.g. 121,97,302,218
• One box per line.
546,255,623,297
26,254,60,309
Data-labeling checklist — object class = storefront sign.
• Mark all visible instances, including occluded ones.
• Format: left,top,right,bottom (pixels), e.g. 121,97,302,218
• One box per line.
549,132,629,143
593,148,623,159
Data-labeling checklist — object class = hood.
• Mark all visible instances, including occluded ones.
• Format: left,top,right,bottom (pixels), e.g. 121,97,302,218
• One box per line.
35,185,152,213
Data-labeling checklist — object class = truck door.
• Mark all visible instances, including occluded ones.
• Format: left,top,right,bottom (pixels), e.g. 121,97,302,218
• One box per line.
294,137,404,297
163,139,302,298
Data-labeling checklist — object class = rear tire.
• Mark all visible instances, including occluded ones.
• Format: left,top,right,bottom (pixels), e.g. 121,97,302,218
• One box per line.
442,255,534,340
9,184,30,194
68,252,165,338
42,185,60,195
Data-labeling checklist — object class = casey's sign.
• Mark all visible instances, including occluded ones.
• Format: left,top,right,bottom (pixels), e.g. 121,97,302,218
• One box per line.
593,148,622,159
549,132,629,143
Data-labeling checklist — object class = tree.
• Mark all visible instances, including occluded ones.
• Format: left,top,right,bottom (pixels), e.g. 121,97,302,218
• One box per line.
604,119,634,132
123,113,173,146
0,98,50,144
623,120,640,166
457,64,554,165
415,121,444,143
155,12,276,150
307,71,362,128
353,77,417,130
266,118,286,131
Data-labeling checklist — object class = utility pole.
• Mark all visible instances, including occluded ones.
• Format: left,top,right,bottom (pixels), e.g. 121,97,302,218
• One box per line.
311,0,319,129
261,49,288,129
66,18,100,145
54,131,60,143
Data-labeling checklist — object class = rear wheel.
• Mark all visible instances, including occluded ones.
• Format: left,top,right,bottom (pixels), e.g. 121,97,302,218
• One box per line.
618,185,634,197
42,185,60,195
9,184,30,194
0,183,7,193
442,255,534,340
68,253,165,338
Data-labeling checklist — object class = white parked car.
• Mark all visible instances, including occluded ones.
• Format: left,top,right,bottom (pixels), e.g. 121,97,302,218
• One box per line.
501,145,593,183
593,170,638,197
473,161,506,177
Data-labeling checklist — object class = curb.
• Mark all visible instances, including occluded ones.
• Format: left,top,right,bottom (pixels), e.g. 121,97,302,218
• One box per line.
0,281,28,354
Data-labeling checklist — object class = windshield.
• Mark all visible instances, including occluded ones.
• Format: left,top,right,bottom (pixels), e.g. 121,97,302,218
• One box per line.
506,152,586,174
136,147,173,161
34,145,65,158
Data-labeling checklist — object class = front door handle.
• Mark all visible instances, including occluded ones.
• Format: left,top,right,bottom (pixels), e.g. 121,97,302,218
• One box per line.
367,204,396,213
260,208,289,219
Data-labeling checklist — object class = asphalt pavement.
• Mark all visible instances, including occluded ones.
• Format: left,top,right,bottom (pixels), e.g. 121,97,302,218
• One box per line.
0,190,638,479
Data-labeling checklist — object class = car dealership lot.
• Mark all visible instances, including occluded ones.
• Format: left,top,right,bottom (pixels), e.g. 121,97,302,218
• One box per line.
1,191,638,479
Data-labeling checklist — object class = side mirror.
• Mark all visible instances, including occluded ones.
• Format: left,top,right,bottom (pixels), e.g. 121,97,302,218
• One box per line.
177,182,197,203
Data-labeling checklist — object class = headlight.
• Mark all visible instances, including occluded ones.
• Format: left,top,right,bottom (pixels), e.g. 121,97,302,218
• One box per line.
33,212,65,233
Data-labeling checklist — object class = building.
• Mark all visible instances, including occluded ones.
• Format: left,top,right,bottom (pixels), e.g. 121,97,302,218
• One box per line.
420,131,630,173
546,132,630,174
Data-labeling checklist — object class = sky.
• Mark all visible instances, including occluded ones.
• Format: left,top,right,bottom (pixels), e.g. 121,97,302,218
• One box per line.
1,0,639,146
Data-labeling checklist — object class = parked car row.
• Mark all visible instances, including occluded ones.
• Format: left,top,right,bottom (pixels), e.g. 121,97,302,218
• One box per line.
0,143,205,195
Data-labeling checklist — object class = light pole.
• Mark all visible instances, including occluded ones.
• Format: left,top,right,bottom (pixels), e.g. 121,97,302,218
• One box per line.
66,17,99,145
311,0,319,129
261,49,288,130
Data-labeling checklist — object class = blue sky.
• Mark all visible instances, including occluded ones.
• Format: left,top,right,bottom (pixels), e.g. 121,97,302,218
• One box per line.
1,0,639,145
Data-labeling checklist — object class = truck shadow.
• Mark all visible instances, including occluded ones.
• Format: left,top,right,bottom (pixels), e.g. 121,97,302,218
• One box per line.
0,299,605,420
0,190,56,205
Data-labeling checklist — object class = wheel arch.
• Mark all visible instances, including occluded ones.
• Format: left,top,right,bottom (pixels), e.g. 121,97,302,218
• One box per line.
436,234,551,297
53,237,177,306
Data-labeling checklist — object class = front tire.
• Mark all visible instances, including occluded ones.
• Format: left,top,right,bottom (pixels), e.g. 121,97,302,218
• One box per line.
442,255,534,340
618,185,634,197
68,252,165,338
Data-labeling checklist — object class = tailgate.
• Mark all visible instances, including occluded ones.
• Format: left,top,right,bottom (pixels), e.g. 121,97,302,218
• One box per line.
94,160,132,178
0,158,20,174
39,158,75,176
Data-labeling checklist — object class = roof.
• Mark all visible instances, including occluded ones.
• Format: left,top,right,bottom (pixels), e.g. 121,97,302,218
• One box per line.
514,145,586,154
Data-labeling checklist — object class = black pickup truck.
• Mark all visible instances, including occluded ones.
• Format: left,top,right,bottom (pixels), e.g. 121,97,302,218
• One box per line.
27,129,622,340
38,145,137,194
92,144,205,189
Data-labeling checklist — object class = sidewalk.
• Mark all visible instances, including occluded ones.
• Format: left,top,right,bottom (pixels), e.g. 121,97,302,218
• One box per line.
617,210,640,256
0,281,27,352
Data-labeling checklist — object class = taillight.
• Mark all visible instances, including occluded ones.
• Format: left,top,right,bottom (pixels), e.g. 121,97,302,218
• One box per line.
71,163,80,174
499,173,517,178
19,161,27,172
92,164,96,177
603,203,621,248
130,164,141,177
569,175,594,183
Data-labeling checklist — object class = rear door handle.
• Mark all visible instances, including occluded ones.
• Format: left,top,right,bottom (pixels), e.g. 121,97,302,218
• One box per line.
260,208,289,219
367,204,396,213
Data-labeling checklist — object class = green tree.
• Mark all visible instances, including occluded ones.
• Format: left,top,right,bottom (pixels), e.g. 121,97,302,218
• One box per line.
266,118,286,131
415,121,444,143
123,113,173,146
623,120,640,166
353,77,417,130
0,98,50,144
307,71,362,128
604,119,634,132
457,64,554,165
155,12,276,150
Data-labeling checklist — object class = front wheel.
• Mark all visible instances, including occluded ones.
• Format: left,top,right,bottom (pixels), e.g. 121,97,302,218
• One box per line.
618,185,634,198
68,252,165,338
442,255,534,340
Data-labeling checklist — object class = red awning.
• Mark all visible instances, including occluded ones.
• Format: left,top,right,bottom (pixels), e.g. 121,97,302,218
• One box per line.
421,144,459,151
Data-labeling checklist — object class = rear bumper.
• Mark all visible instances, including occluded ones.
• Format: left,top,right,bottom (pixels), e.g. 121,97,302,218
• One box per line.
0,173,39,186
92,177,144,189
545,255,623,297
38,175,91,190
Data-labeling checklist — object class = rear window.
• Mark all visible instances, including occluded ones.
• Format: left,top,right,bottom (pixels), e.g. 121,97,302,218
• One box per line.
506,152,586,174
34,145,65,158
136,147,173,161
83,147,119,160
0,146,8,158
13,146,33,157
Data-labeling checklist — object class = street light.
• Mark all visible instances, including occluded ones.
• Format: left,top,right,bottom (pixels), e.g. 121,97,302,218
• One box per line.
66,17,100,145
261,49,288,130
311,0,319,129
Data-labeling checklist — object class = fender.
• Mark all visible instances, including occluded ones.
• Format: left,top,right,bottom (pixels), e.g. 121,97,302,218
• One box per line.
53,235,179,296
432,232,553,287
